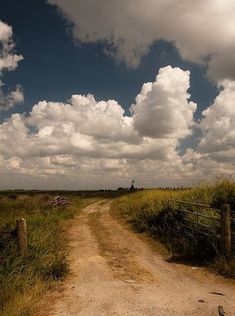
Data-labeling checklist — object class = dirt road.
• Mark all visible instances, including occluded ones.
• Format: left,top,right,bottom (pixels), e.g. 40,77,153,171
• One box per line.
48,201,235,315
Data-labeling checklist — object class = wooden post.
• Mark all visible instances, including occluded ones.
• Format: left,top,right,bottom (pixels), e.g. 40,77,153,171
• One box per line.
17,218,28,255
220,204,231,258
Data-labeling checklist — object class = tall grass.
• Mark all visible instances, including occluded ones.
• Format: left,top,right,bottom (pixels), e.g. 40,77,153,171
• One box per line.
112,179,235,275
112,189,178,232
0,194,97,316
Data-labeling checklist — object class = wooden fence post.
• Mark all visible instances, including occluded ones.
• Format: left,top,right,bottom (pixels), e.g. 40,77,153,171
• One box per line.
17,218,28,255
220,204,231,258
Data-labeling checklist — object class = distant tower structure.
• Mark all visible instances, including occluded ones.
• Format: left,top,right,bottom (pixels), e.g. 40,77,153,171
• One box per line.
130,179,135,191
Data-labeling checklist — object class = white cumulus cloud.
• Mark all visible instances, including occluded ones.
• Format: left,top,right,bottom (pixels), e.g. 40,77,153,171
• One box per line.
131,66,197,138
198,80,235,166
0,20,24,111
1,65,234,189
0,66,200,188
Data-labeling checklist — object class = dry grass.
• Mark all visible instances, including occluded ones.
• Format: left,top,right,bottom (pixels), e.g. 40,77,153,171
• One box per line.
110,200,169,258
112,179,235,276
0,193,99,316
88,210,153,282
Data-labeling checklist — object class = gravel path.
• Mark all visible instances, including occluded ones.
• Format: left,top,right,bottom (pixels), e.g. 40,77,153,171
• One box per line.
48,201,235,316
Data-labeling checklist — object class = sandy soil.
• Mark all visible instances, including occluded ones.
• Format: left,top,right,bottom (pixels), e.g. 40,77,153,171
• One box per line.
47,201,235,316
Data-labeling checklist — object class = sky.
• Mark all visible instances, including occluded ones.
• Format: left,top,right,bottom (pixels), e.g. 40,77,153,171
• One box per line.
0,0,235,189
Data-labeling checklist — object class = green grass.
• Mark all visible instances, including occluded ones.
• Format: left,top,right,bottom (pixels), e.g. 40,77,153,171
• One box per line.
0,193,99,316
112,179,235,276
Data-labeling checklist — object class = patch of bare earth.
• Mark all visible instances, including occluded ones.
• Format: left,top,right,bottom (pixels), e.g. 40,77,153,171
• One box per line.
44,201,235,316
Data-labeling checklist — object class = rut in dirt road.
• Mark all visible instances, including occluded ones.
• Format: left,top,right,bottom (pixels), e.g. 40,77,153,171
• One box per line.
48,201,235,316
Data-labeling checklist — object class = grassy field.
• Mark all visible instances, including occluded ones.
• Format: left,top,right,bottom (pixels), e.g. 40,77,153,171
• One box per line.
112,179,235,276
0,192,100,316
1,182,235,315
